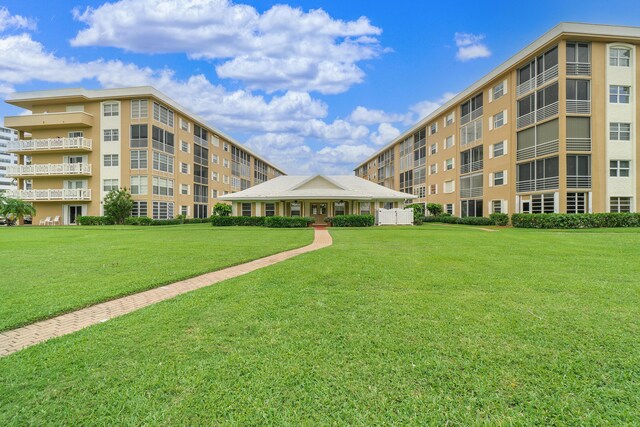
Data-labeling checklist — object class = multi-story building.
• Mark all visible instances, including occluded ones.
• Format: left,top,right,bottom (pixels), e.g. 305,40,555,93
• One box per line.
3,87,284,224
0,126,18,193
355,23,640,216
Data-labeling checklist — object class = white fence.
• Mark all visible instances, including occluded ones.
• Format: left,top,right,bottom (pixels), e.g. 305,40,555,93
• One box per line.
375,208,414,226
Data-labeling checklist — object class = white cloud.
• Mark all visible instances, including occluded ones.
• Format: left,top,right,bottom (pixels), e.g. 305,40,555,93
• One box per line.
0,7,37,32
348,106,405,125
409,92,457,120
71,0,385,94
454,32,491,61
369,123,401,146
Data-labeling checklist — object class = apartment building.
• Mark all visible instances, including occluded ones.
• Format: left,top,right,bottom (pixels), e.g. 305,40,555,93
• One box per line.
4,87,284,224
0,126,18,193
355,23,640,216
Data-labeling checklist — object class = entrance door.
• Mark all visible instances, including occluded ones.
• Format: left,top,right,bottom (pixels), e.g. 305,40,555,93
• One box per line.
68,206,83,225
310,203,327,224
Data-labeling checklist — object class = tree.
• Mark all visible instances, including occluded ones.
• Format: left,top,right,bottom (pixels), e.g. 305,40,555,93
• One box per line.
426,203,443,216
103,188,133,225
405,203,425,224
213,202,232,216
0,197,36,226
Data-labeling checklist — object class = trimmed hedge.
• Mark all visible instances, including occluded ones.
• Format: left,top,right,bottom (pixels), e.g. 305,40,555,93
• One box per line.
211,216,313,228
489,213,509,226
326,214,375,227
511,212,640,229
124,216,154,226
76,216,115,226
421,214,494,226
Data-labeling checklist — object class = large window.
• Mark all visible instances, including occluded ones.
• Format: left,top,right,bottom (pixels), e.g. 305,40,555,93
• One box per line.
531,193,555,213
360,202,370,215
290,203,301,217
130,175,148,195
460,146,483,174
518,45,558,86
130,124,148,148
103,179,119,191
153,102,174,127
131,99,148,119
103,102,119,117
334,202,346,216
567,193,587,214
152,126,175,154
460,173,483,199
130,150,148,169
516,119,559,160
516,156,559,192
399,170,413,194
610,197,631,213
610,123,631,141
610,160,630,177
610,85,630,104
152,151,174,173
241,203,252,217
194,124,208,146
131,201,148,217
567,155,591,188
152,176,174,196
566,42,590,64
152,201,174,220
265,203,276,217
461,199,483,217
460,93,483,122
609,47,631,67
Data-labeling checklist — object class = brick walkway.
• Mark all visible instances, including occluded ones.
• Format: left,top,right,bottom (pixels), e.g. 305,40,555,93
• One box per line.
0,227,332,358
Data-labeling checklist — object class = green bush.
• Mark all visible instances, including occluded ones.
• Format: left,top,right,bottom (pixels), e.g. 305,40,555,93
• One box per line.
419,214,493,226
489,213,509,226
264,216,314,228
151,219,183,226
76,216,114,226
124,216,153,226
210,216,235,226
327,214,375,227
210,216,266,227
511,212,640,229
426,203,443,216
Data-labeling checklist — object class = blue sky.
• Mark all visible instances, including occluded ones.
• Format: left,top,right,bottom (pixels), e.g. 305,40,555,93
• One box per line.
2,0,640,174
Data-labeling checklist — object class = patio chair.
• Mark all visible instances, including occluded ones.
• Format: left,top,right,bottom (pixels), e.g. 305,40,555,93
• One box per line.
39,216,52,226
51,216,61,225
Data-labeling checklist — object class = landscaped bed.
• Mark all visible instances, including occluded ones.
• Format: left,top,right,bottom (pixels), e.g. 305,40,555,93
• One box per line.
0,224,313,331
1,225,639,424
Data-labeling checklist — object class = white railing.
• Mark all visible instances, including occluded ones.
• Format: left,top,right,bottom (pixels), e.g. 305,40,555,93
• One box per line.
460,187,483,198
5,189,91,201
516,64,559,97
8,137,92,152
460,107,483,125
516,78,536,97
7,163,92,177
566,99,591,114
516,176,559,193
460,160,483,175
516,139,559,161
517,102,559,129
566,137,591,151
567,175,592,188
566,62,591,76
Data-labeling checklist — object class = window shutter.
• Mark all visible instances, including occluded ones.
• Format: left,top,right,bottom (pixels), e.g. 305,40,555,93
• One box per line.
502,200,508,214
489,116,494,131
503,109,508,125
443,160,446,170
489,145,494,159
503,140,508,155
488,88,493,103
488,201,493,214
503,170,508,185
489,173,494,187
503,79,508,95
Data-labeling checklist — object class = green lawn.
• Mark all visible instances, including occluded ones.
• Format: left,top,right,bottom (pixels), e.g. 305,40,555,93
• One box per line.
1,225,639,424
0,224,313,331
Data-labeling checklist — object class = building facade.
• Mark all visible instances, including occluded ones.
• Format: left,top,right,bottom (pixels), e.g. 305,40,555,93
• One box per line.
0,126,18,193
4,87,284,224
355,23,640,216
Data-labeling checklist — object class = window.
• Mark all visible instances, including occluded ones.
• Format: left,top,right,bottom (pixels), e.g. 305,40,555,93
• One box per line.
445,112,455,126
445,158,454,170
610,85,630,104
610,123,631,141
131,99,148,119
493,171,505,186
517,157,559,191
223,159,229,168
567,193,587,214
610,196,631,213
444,180,455,193
152,176,174,196
152,126,175,154
212,154,219,164
223,142,230,152
445,204,453,215
334,202,345,216
445,136,454,149
212,171,219,181
430,143,437,155
103,129,119,142
152,201,174,220
181,141,189,153
493,141,505,157
103,154,119,167
460,119,482,145
493,111,505,129
567,42,590,64
290,203,301,217
132,201,148,217
610,160,630,177
429,163,437,175
460,93,483,122
493,82,504,100
130,150,148,169
429,184,437,195
610,47,631,67
241,203,252,217
492,200,502,213
180,184,189,195
130,124,148,148
360,202,370,215
68,131,83,138
460,146,483,174
130,176,148,195
194,124,208,146
211,189,218,199
153,102,174,127
211,135,220,147
180,162,189,174
429,122,437,135
223,175,229,184
181,206,189,216
180,118,189,132
103,102,119,117
414,186,426,198
152,151,174,173
103,179,119,191
461,199,483,217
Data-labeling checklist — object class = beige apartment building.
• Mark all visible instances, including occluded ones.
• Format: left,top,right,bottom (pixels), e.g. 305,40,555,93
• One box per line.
4,87,284,224
355,23,640,216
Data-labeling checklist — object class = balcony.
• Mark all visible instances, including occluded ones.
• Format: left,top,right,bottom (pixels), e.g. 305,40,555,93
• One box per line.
567,175,592,189
4,111,94,131
8,137,92,153
566,62,591,76
516,176,559,193
517,102,559,129
566,99,591,114
460,160,483,175
7,163,92,177
460,107,483,125
460,187,483,198
6,188,91,201
516,64,559,97
566,137,591,152
516,139,559,161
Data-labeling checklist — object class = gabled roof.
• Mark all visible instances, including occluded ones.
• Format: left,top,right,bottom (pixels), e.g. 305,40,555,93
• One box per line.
220,175,415,201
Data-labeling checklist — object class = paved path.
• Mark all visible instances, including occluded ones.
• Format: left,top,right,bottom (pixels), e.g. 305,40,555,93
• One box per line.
0,227,332,358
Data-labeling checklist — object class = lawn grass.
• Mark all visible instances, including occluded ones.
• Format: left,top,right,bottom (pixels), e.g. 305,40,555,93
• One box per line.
0,224,313,331
1,225,639,424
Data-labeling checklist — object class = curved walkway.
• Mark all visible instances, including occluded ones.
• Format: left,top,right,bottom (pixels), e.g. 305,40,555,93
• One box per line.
0,227,332,357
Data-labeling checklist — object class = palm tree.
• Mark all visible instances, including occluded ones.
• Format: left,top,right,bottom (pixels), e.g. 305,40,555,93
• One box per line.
0,198,36,226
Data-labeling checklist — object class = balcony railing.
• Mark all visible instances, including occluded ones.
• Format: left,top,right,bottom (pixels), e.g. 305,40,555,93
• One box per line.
566,62,591,76
516,176,559,193
7,163,92,177
566,99,591,114
567,175,592,189
566,137,591,151
460,187,483,198
516,139,559,161
460,107,483,125
516,64,559,97
8,137,92,153
460,160,483,175
6,188,91,201
517,102,559,129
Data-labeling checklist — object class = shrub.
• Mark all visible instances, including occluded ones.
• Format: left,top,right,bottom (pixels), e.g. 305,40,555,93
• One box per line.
213,203,232,217
103,188,133,225
327,214,375,227
124,216,153,226
426,203,443,216
511,212,640,229
76,216,115,226
210,216,266,227
151,219,183,226
210,216,235,226
489,213,509,226
418,214,493,226
264,216,314,228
